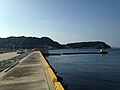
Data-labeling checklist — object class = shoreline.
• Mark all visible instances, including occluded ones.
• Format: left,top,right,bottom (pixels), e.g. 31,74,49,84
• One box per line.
44,55,68,90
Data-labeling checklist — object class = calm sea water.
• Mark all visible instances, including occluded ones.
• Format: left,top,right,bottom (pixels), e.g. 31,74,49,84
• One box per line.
46,49,120,90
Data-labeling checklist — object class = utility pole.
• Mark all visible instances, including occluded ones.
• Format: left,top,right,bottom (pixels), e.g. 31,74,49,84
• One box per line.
13,45,15,52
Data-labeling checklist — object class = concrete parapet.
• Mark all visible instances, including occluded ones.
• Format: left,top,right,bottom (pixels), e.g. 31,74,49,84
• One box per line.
39,51,64,90
48,68,57,83
44,62,50,68
54,82,64,90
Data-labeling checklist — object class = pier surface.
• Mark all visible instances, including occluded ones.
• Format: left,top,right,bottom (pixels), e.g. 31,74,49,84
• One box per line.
0,52,18,61
0,51,55,90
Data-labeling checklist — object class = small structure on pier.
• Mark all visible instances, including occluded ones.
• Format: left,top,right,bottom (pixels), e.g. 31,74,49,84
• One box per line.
99,44,108,54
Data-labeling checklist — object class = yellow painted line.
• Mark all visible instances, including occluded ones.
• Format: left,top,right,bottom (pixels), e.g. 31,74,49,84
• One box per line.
48,68,57,83
54,82,64,90
44,62,50,68
38,51,64,90
39,51,46,61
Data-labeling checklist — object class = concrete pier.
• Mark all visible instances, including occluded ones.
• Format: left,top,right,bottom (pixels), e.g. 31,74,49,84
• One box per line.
0,51,64,90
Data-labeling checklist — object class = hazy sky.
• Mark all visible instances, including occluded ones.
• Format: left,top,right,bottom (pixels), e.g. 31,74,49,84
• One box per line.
0,0,120,47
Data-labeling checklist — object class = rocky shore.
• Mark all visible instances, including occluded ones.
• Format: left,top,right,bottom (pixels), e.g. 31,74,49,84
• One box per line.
0,52,31,72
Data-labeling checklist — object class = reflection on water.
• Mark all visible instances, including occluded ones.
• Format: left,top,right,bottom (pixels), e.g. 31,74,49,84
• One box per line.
46,49,120,90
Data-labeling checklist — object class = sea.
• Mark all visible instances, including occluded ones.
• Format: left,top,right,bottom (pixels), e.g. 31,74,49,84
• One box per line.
46,49,120,90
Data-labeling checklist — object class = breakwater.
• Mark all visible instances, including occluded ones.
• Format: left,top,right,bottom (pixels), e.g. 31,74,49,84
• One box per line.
47,51,108,56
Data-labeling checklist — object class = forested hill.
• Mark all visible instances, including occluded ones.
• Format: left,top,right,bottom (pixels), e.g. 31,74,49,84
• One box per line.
0,36,111,49
0,36,62,49
66,42,111,49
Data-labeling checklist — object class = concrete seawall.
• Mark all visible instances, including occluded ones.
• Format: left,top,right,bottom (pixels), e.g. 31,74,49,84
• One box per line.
0,51,64,90
47,51,108,56
39,51,64,90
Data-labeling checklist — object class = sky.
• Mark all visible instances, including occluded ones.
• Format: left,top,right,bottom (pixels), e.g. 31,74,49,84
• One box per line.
0,0,120,47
